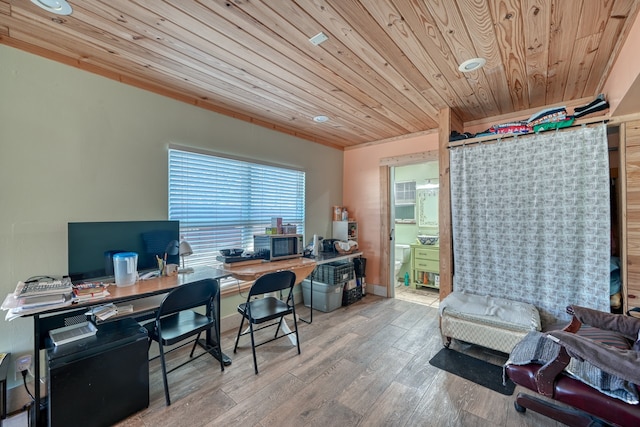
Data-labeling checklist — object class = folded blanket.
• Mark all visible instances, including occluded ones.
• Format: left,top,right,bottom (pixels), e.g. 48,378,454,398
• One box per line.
506,331,639,404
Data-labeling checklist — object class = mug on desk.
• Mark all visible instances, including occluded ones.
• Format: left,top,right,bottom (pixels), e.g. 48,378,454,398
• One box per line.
165,263,179,276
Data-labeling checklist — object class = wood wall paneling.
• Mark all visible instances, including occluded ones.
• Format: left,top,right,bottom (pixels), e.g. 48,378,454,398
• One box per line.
625,120,640,312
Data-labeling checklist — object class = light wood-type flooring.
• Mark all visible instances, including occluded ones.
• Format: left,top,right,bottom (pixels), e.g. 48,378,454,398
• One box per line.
119,295,564,427
6,295,565,427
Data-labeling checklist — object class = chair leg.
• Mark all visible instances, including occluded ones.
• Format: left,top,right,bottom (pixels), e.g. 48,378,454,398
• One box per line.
274,317,283,338
292,304,301,355
213,318,224,372
158,340,171,406
234,315,246,353
249,321,259,374
189,332,202,357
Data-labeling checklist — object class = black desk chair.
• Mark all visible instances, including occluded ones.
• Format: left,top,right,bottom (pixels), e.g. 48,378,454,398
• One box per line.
233,270,300,374
145,279,224,406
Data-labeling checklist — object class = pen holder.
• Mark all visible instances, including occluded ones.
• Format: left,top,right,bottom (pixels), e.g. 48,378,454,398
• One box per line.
157,257,166,276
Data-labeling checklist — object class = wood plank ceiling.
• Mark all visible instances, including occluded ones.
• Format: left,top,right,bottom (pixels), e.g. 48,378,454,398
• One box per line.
1,0,638,149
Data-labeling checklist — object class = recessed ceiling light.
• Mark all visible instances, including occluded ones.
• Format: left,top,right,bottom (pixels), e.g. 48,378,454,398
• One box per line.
458,57,486,73
313,115,329,123
31,0,72,15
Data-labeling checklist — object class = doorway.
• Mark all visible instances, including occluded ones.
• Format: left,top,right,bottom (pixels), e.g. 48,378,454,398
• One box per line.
389,160,440,307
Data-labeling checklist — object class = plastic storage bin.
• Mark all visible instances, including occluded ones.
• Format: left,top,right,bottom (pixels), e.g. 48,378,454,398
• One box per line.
313,261,354,285
301,279,343,312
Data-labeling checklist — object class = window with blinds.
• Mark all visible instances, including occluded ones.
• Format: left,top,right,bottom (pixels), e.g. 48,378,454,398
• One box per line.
168,148,306,272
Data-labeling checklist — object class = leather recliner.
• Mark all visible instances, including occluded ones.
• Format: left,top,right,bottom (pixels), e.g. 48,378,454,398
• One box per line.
505,305,640,427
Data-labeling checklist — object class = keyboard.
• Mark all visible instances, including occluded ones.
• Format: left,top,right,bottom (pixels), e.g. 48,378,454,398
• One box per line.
16,277,73,297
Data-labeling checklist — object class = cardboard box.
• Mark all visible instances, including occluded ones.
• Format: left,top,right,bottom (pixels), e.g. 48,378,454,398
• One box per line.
271,217,282,233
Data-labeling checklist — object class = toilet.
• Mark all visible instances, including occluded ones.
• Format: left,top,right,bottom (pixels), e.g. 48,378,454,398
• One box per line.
394,244,411,281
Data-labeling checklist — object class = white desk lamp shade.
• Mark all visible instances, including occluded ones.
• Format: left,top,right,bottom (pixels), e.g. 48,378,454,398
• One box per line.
179,240,193,257
179,240,194,273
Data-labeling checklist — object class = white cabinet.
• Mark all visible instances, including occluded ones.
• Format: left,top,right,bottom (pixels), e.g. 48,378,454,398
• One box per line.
333,221,358,241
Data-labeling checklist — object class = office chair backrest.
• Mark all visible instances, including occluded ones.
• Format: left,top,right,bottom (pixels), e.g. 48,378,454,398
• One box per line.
158,279,219,317
248,270,296,298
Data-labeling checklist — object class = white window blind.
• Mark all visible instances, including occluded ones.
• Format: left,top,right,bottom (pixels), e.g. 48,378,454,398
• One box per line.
169,148,305,270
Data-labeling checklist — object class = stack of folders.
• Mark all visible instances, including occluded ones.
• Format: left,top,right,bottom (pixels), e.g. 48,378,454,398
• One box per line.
14,278,73,310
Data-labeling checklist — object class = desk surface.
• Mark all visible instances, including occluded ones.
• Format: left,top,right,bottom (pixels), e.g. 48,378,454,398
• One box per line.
222,257,317,283
222,252,363,284
106,266,229,302
307,251,363,265
13,266,230,319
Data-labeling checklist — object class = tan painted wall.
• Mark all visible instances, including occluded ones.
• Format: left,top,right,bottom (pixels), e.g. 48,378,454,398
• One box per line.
0,44,344,397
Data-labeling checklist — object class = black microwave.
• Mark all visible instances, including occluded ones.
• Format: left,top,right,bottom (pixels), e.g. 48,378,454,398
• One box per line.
254,234,304,261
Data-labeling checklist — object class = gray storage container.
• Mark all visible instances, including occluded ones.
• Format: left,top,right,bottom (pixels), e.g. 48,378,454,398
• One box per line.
301,279,343,312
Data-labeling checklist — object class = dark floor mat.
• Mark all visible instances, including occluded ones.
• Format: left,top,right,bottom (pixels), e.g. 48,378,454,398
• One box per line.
429,348,515,395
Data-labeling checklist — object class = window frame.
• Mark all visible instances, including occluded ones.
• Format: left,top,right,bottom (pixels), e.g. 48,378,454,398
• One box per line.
168,146,306,288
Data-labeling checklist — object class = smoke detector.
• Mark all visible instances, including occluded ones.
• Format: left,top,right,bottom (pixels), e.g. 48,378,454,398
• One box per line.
309,32,329,46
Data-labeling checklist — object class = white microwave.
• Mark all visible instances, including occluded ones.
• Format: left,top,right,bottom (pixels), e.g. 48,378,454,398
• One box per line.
254,234,304,261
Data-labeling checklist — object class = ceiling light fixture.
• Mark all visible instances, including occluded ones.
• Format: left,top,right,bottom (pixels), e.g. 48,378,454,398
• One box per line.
458,57,486,73
309,32,329,46
31,0,73,15
417,179,439,190
313,115,329,123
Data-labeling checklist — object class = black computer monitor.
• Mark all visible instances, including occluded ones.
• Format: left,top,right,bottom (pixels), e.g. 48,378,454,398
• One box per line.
68,220,180,282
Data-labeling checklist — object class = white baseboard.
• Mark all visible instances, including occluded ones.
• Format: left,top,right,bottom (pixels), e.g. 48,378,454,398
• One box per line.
371,284,386,297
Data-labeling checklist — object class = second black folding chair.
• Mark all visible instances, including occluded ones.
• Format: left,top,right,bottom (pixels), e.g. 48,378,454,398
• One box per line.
233,270,300,374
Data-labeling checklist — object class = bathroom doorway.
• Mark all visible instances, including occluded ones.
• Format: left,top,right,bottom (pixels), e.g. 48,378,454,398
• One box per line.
390,161,440,307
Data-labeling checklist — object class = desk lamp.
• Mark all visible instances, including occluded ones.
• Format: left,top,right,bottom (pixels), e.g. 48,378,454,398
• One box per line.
178,239,194,273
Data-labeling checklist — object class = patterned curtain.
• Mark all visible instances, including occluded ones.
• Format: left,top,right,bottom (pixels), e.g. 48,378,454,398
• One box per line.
450,124,610,326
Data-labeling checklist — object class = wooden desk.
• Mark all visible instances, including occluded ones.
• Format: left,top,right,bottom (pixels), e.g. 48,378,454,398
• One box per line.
223,253,363,324
27,266,230,427
221,257,317,284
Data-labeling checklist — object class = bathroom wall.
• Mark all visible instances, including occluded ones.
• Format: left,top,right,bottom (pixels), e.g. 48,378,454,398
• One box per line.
394,161,439,245
393,161,439,282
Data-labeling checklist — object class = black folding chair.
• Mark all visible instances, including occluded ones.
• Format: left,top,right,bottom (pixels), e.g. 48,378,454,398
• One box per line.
145,279,224,405
233,270,300,374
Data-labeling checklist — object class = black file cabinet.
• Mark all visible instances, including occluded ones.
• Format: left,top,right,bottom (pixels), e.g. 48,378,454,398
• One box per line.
46,318,149,427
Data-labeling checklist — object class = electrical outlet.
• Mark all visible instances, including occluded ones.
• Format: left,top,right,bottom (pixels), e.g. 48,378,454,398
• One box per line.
15,354,32,372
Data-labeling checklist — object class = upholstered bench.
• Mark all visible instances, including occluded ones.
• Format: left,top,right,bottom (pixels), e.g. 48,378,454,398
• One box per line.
439,291,542,354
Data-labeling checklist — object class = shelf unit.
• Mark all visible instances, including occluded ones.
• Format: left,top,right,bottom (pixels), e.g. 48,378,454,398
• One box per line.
333,221,358,242
410,244,439,289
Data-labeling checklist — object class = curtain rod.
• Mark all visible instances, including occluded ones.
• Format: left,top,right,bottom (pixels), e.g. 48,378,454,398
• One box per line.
447,117,609,149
